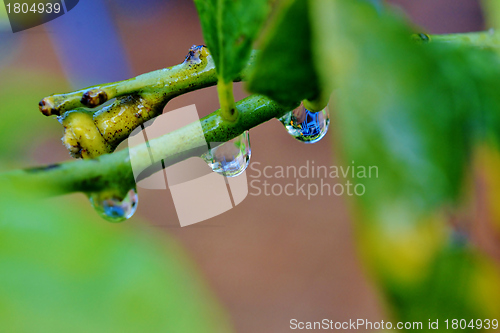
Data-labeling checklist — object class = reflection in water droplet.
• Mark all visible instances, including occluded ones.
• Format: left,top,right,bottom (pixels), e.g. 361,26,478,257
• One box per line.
89,188,138,223
279,103,330,143
202,131,251,177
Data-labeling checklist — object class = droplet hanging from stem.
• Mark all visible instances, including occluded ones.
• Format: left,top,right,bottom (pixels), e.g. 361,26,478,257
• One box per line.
89,188,139,223
279,103,330,143
202,131,251,177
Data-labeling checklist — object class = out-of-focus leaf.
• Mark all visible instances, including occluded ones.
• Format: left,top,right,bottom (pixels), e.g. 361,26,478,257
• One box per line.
0,185,233,333
0,69,67,165
193,0,269,83
310,0,500,325
477,145,500,233
310,0,500,223
0,2,8,22
387,245,484,325
481,0,500,30
247,0,321,107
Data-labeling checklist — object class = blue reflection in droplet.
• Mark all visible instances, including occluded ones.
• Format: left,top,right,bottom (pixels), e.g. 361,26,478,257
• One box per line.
280,103,330,143
89,188,138,223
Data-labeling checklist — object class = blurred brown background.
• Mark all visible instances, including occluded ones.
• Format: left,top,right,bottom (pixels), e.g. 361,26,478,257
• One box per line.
9,0,485,331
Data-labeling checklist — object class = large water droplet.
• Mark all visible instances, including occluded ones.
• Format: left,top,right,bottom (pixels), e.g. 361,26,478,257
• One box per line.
89,188,138,223
202,131,251,177
279,103,330,143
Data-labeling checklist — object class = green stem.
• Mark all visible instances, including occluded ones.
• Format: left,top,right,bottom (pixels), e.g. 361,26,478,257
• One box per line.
2,95,294,197
39,46,257,116
43,46,258,158
217,79,238,121
9,31,495,197
412,30,500,48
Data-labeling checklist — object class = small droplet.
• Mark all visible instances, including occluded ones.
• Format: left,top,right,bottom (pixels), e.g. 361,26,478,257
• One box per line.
89,188,138,223
202,131,251,177
279,103,330,143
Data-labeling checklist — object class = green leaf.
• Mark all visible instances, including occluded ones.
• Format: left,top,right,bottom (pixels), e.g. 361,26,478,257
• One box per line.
0,69,69,166
310,0,500,323
0,185,234,333
193,0,269,83
247,0,321,107
481,0,500,30
309,0,500,221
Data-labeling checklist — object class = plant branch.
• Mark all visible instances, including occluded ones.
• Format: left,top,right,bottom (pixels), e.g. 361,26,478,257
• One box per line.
39,45,255,116
1,95,293,197
217,79,238,121
4,31,491,197
39,45,257,159
39,45,218,116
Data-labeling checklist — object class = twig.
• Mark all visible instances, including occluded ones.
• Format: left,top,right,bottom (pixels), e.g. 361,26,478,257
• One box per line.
39,45,256,158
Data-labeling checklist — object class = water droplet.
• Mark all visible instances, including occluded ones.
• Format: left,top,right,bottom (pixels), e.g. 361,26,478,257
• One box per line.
202,131,251,177
279,103,330,143
89,188,138,223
